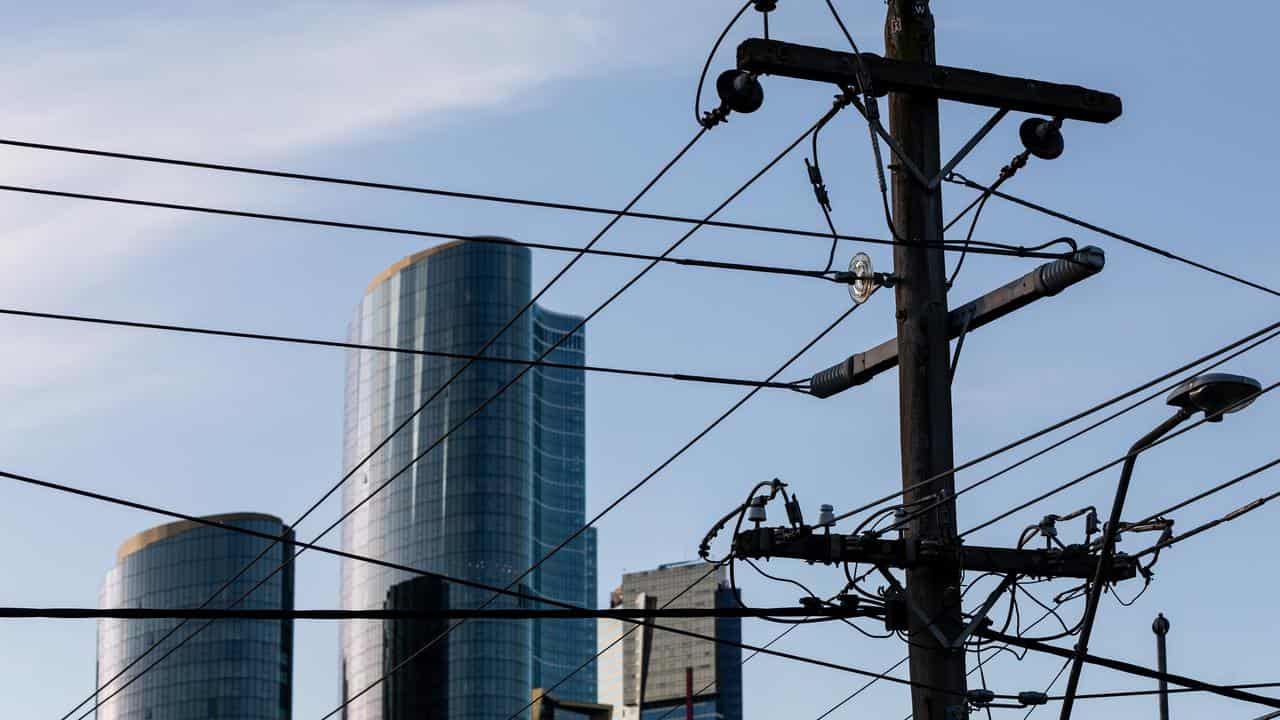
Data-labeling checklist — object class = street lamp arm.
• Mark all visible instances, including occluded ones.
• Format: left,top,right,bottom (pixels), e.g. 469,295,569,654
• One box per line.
1057,406,1194,720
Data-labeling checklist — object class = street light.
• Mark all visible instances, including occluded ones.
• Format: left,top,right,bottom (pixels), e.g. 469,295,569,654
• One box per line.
1058,372,1263,720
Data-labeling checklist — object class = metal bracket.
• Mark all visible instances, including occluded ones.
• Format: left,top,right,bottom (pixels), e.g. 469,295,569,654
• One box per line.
949,304,976,383
877,565,951,648
849,95,1008,192
950,574,1017,649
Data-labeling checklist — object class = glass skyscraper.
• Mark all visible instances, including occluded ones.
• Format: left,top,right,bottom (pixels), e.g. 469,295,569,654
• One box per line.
96,513,295,720
340,240,595,720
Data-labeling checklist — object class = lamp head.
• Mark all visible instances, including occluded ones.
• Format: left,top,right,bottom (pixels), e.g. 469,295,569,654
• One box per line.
1166,372,1262,422
716,69,764,114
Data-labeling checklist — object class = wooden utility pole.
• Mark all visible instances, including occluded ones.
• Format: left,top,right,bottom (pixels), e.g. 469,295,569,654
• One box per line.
885,2,967,718
728,7,1122,719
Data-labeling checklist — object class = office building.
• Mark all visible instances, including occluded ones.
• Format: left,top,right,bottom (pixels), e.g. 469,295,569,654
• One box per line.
339,240,595,720
97,513,295,720
616,562,742,720
596,616,637,720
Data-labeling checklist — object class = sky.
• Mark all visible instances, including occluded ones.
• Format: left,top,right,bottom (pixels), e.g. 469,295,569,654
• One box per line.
0,1,1277,718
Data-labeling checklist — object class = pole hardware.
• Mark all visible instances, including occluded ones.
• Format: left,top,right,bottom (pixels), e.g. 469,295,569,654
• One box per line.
809,246,1106,398
735,38,1122,123
731,526,1138,581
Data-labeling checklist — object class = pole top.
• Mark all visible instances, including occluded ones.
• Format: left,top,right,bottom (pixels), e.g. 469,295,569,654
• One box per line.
1152,612,1171,635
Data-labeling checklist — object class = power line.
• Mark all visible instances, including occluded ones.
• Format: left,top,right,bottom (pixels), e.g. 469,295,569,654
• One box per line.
330,295,870,719
0,306,805,391
1132,462,1280,559
831,317,1280,526
878,325,1280,536
694,2,753,126
816,656,909,720
83,108,856,719
317,106,865,720
1068,682,1280,701
65,123,715,720
0,605,854,621
0,138,1067,260
1130,456,1280,529
0,465,1016,706
947,173,1280,299
510,564,724,720
0,181,1070,263
649,622,805,720
980,628,1280,709
960,380,1279,538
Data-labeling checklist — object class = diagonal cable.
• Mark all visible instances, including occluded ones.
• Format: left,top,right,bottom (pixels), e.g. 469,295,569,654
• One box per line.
64,125,709,720
946,174,1280,298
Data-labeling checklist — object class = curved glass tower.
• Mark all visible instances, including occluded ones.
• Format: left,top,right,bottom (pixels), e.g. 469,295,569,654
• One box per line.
340,241,594,720
97,513,294,720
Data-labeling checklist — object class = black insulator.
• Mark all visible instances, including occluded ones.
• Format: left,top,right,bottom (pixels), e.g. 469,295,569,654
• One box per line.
716,69,764,114
967,689,996,707
1020,117,1065,160
1018,691,1049,706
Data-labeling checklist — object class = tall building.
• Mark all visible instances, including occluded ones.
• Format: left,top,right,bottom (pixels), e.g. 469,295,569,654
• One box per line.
97,513,295,720
340,240,596,720
615,562,743,720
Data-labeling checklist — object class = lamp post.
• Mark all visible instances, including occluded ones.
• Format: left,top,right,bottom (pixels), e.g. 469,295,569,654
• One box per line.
1058,373,1262,720
1153,613,1171,720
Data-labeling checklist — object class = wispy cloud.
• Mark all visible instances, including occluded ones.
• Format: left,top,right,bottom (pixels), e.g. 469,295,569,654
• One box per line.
0,1,640,429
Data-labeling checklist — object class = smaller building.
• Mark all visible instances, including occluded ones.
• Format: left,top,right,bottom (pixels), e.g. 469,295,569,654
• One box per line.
382,576,449,720
597,561,742,720
97,513,295,720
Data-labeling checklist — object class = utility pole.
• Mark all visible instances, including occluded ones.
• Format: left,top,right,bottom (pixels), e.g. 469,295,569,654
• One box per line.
720,5,1122,719
885,2,966,717
1153,613,1171,720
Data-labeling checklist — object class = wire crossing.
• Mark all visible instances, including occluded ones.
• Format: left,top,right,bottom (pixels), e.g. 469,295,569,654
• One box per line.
66,123,716,720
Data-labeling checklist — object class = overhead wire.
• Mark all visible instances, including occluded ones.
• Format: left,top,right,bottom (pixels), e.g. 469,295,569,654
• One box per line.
830,317,1280,526
320,106,879,718
332,296,868,720
1132,463,1280,560
649,621,805,720
1128,456,1280,530
946,150,1031,290
946,173,1280,299
0,140,1069,260
960,380,1280,538
0,461,986,714
0,306,807,392
694,2,754,126
877,324,1280,537
66,125,712,720
0,605,851,621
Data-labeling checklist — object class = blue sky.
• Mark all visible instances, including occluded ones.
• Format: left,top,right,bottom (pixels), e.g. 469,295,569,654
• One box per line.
0,2,1277,718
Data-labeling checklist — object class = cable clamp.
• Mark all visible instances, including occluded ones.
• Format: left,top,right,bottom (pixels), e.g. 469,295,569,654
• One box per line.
804,158,832,211
966,689,995,708
699,106,730,130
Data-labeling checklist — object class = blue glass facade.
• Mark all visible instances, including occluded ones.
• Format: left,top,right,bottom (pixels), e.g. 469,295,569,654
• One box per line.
530,306,595,702
96,513,294,720
340,240,594,720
